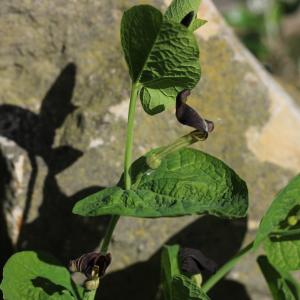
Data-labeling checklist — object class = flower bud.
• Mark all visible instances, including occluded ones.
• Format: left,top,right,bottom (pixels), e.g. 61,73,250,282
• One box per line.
191,273,203,287
146,153,161,169
84,277,100,291
288,215,298,226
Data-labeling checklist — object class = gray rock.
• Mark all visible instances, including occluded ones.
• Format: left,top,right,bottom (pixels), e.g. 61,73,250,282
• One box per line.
0,0,300,299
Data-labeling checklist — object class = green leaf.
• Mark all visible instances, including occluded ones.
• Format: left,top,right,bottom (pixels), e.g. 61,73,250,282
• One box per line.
0,251,84,300
140,86,180,115
121,5,162,84
164,0,201,27
73,148,248,219
121,5,201,115
172,275,210,300
164,0,206,33
189,19,207,32
264,237,300,272
121,5,200,88
257,255,300,300
254,175,300,249
140,1,207,116
161,245,210,300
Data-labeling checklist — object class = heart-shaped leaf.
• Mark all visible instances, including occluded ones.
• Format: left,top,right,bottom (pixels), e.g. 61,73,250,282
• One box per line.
0,251,84,300
257,256,300,300
73,148,248,219
264,236,300,272
121,5,200,88
121,5,201,115
254,175,300,249
140,0,206,115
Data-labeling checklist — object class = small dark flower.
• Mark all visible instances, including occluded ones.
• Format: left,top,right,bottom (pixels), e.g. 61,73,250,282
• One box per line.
181,11,195,27
176,90,214,139
180,247,217,276
69,252,111,279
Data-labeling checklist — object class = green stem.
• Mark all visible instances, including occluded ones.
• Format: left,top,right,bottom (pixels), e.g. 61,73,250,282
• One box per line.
99,83,139,254
83,290,96,300
124,83,139,189
202,242,254,293
100,215,120,253
201,227,300,294
270,228,300,238
149,130,206,167
94,82,139,299
156,130,205,157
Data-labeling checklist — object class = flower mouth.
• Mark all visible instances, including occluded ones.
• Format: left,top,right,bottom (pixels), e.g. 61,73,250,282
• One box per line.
69,252,112,279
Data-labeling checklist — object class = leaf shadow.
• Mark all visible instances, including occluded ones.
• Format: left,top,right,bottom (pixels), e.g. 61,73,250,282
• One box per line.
0,63,109,270
0,150,14,279
99,216,251,300
31,277,67,295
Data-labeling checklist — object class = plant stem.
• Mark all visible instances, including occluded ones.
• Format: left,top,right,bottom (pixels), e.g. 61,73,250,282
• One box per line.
124,83,139,189
100,215,120,253
99,83,139,254
270,228,300,238
201,227,300,294
154,130,205,159
83,290,96,300
202,242,254,293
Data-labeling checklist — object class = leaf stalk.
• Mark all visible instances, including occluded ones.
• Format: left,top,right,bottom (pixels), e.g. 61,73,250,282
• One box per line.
100,83,139,254
202,242,254,293
95,82,140,299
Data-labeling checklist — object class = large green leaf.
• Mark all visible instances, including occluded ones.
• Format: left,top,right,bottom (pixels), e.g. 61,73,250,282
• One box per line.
140,0,206,115
257,256,300,300
121,5,201,115
73,148,248,218
121,5,200,88
161,245,210,300
254,175,300,249
0,251,84,300
264,237,300,272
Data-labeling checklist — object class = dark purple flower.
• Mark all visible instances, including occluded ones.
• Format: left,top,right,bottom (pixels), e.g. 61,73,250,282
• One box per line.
180,247,217,276
69,252,111,279
176,90,214,139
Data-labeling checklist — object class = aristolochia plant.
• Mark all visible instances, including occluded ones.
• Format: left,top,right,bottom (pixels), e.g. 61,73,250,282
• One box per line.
1,1,300,300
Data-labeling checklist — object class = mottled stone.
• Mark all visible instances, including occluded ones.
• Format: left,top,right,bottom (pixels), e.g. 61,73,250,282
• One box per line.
0,0,300,299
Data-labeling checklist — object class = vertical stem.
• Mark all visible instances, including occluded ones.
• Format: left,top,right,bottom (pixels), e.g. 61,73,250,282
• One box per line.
99,82,139,254
100,215,120,254
124,83,139,190
202,242,253,293
83,290,96,300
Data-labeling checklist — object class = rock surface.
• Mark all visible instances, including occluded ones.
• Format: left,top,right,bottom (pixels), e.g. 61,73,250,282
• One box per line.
0,0,300,299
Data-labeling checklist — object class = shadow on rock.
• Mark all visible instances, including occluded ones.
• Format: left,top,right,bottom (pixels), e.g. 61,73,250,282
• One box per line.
0,65,251,299
208,279,251,300
0,150,14,280
0,63,109,267
99,216,250,300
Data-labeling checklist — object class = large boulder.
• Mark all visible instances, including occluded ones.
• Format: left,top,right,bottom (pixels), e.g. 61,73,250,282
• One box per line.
1,0,299,299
